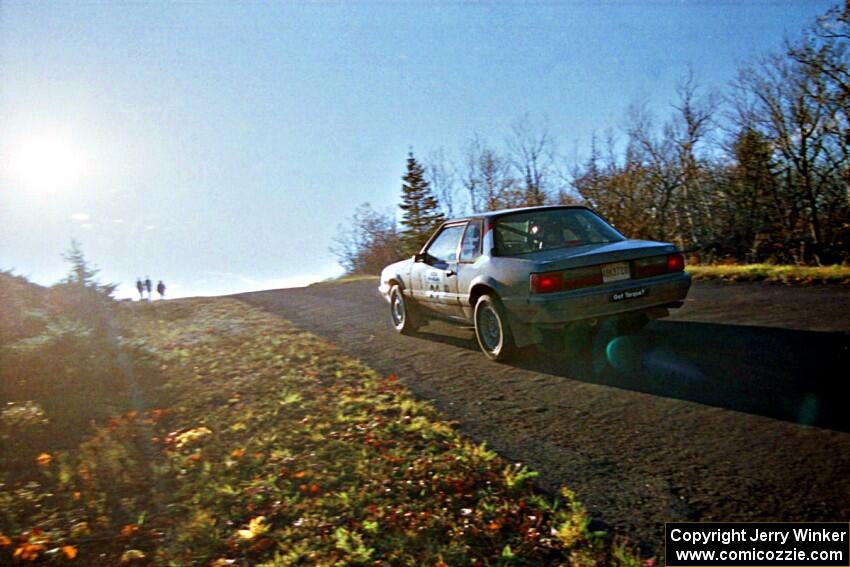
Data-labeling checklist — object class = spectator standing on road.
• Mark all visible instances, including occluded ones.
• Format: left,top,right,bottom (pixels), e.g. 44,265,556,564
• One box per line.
136,278,144,300
157,280,166,299
145,276,152,300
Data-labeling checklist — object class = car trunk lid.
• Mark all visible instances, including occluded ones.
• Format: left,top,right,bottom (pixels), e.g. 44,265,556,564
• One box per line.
526,240,682,293
529,240,676,271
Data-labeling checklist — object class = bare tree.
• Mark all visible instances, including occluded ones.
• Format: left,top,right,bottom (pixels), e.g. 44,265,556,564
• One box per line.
507,113,557,206
404,4,850,264
670,69,721,249
624,100,685,244
789,4,850,211
460,135,519,213
731,51,837,263
330,203,402,275
571,129,660,242
790,4,850,122
424,147,460,218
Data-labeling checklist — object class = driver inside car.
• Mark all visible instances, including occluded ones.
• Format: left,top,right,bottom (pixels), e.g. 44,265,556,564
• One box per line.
529,218,563,250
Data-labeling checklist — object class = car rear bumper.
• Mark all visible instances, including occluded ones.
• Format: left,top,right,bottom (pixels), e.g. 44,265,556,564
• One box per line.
504,271,692,326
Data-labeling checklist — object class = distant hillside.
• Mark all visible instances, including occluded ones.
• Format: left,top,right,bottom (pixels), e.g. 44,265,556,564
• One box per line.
0,270,49,346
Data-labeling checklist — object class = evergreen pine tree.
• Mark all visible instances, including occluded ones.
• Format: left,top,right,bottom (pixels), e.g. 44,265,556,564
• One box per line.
62,239,112,293
399,151,445,256
53,239,116,331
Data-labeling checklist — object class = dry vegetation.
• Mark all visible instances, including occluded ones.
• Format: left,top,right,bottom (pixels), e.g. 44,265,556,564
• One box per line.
686,264,850,285
0,272,645,565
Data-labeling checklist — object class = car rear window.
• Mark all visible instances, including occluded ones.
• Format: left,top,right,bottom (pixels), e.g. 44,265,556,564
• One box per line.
493,208,623,256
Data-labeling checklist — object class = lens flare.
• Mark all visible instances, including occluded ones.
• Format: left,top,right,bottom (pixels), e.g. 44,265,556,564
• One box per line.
797,394,819,426
605,336,640,371
7,135,87,193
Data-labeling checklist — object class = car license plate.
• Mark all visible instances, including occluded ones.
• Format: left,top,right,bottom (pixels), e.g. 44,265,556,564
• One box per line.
602,262,630,283
611,288,647,302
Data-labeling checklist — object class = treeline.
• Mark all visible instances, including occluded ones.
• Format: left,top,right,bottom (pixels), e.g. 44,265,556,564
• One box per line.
333,4,850,273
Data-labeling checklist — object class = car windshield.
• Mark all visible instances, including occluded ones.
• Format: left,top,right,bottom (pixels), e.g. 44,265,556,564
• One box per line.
493,208,624,256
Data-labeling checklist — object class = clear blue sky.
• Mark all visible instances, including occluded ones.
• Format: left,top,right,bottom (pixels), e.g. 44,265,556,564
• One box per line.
0,1,834,298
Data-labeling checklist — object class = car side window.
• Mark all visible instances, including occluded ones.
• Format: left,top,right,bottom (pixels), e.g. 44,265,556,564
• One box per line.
426,224,466,264
459,221,482,263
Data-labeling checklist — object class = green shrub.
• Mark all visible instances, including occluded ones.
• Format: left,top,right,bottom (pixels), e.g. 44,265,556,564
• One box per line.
0,265,165,473
0,271,48,346
0,322,163,444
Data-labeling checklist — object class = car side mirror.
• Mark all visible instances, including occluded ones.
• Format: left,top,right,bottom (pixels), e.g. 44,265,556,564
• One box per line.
414,252,428,263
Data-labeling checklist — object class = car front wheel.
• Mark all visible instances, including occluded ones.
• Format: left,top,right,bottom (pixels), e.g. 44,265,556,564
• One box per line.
474,294,515,361
389,284,420,335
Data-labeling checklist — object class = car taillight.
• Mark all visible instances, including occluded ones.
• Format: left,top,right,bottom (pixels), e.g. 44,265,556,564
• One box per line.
633,255,667,278
530,272,564,294
634,253,685,278
530,266,604,294
667,252,685,272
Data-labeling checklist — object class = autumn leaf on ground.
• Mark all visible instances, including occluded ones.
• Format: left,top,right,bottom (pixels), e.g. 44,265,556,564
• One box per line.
14,543,45,561
237,516,269,540
175,427,212,448
120,549,146,563
0,291,643,565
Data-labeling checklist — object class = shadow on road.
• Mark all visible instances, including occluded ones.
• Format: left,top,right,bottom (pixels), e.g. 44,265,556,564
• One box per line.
418,319,850,433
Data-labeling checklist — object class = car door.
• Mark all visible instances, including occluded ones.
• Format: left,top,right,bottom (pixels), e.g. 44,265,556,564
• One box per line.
411,223,466,316
455,220,483,319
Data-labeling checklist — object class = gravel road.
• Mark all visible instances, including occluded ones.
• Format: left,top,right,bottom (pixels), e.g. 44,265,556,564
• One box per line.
236,279,850,558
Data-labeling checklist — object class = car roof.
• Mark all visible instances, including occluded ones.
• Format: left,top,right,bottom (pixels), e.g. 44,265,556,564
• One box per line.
444,204,591,224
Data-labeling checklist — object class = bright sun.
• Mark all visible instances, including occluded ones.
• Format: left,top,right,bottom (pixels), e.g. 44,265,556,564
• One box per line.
8,136,87,192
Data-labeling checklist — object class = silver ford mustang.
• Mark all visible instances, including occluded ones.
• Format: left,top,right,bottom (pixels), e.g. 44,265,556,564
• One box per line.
379,205,691,361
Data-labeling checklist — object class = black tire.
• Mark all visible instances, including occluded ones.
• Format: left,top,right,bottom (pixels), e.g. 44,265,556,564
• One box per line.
473,294,516,361
389,284,421,335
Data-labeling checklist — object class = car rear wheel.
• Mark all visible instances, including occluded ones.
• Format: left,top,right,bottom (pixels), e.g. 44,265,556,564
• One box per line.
389,284,420,335
474,294,515,362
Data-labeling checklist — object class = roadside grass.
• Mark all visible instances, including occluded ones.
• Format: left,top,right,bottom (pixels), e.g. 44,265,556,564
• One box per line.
1,292,645,565
318,263,850,290
686,264,850,285
311,274,379,287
